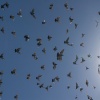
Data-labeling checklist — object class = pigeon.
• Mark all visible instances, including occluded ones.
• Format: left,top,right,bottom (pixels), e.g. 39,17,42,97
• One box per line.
49,3,53,10
17,9,22,17
24,35,30,41
30,8,36,19
15,48,21,54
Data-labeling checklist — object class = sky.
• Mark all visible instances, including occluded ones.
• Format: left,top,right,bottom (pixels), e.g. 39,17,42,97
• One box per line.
0,0,100,100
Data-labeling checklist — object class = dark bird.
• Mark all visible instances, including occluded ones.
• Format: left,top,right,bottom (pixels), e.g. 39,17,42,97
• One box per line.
32,52,38,60
39,83,44,88
42,48,46,54
75,23,78,29
55,17,60,23
26,74,31,79
30,8,36,19
24,35,30,41
81,33,85,38
0,16,4,21
40,65,45,70
0,79,3,86
0,91,3,97
36,75,42,81
64,2,68,10
17,9,22,17
67,86,70,89
0,53,4,59
47,35,52,41
80,87,83,92
42,20,46,24
11,31,16,37
15,48,21,54
86,80,89,86
4,2,9,8
52,62,57,70
53,46,57,51
69,16,73,24
76,82,79,89
70,7,74,11
49,3,53,10
1,27,4,33
67,72,72,78
57,49,64,61
10,15,15,20
14,94,18,100
0,71,3,76
36,38,42,46
80,57,85,63
11,68,16,74
80,42,84,47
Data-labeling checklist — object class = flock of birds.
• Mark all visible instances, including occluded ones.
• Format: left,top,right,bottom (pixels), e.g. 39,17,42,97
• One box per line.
0,1,100,100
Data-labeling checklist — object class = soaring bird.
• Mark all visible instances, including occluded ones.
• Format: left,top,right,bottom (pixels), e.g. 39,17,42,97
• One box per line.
30,8,36,19
17,9,22,17
11,68,16,74
57,49,64,61
49,3,53,10
24,35,30,41
0,53,4,59
15,48,21,54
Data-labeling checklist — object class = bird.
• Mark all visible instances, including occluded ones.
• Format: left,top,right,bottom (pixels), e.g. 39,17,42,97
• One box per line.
70,7,74,11
67,72,72,78
39,83,44,88
0,53,4,59
36,38,42,46
24,35,30,41
80,43,84,47
81,33,85,38
86,80,89,86
69,16,73,24
36,75,42,81
52,62,57,70
10,15,15,20
98,11,100,15
67,86,70,89
76,82,79,89
32,52,38,60
0,79,3,86
80,57,85,63
74,23,78,29
55,17,60,23
86,66,89,70
30,8,36,19
49,3,53,10
42,20,46,24
40,65,45,70
87,54,91,58
14,94,18,100
57,49,64,61
11,31,16,37
47,35,52,41
26,74,31,79
64,2,68,10
53,46,57,51
11,68,16,74
15,48,21,54
1,27,4,33
42,48,46,54
80,87,83,92
17,9,22,17
0,91,3,97
0,16,4,21
0,71,3,76
64,37,69,44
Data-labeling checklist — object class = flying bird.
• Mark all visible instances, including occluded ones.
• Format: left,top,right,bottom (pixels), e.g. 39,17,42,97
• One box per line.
30,8,36,19
17,9,22,17
49,3,53,10
0,53,4,59
11,68,16,74
57,49,64,61
15,48,21,54
24,35,30,41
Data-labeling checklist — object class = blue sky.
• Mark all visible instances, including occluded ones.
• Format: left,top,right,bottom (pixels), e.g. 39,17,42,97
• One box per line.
0,0,100,100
